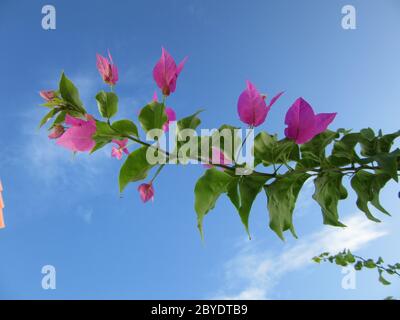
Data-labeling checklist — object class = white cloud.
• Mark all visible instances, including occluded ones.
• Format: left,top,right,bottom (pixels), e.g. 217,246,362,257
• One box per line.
21,128,109,186
215,214,388,300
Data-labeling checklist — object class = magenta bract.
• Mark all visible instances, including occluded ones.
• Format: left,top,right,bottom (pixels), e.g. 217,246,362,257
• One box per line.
284,97,337,144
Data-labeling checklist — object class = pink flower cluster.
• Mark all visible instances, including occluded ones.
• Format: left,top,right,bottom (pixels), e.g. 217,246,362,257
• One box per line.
40,47,337,204
237,81,336,144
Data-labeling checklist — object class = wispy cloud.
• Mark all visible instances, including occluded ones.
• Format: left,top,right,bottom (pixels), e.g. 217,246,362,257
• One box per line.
22,129,108,186
75,205,94,224
215,214,388,300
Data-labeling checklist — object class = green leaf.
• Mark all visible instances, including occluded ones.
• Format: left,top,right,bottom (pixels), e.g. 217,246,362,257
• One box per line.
351,170,391,222
354,261,363,270
254,132,299,167
112,119,139,138
377,130,400,153
360,128,375,141
41,97,63,108
119,147,154,192
93,121,120,139
312,171,347,227
227,175,270,238
194,169,235,239
312,257,322,263
95,91,118,119
50,111,67,128
345,252,356,263
298,130,339,169
371,149,400,182
264,172,310,240
364,259,376,268
91,121,119,153
90,139,111,154
227,178,241,211
177,110,203,132
59,72,84,112
329,133,360,166
335,255,348,267
39,108,60,128
138,101,167,133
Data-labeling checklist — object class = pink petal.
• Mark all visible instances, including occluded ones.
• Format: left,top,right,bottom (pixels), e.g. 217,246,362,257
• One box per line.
111,64,118,84
107,50,114,64
112,138,128,148
268,91,284,108
40,90,55,101
111,147,123,160
163,107,177,132
138,183,154,203
48,125,65,139
237,80,268,127
152,47,186,96
314,113,337,136
65,114,86,127
152,91,158,102
56,115,96,152
284,98,319,144
153,48,175,93
176,56,188,76
96,54,108,75
162,47,178,84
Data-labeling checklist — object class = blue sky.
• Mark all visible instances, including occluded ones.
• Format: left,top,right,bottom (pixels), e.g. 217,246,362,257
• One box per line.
0,0,399,299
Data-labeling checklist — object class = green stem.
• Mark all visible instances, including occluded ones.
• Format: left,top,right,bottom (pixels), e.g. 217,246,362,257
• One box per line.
150,164,165,183
235,126,253,164
353,255,400,277
108,122,395,180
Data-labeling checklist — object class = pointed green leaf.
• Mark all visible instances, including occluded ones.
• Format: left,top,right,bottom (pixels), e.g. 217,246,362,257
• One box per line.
227,179,240,211
377,130,400,153
177,110,203,132
360,128,375,141
39,108,60,128
112,119,139,138
50,111,67,128
238,175,270,236
254,132,299,167
373,149,400,182
351,170,391,221
59,72,85,113
330,133,360,166
264,172,310,240
194,169,235,238
313,171,347,227
138,101,167,133
298,130,339,169
95,91,118,119
119,147,154,192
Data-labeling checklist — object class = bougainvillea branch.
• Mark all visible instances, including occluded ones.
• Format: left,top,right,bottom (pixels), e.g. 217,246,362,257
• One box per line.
37,47,400,240
313,250,400,295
